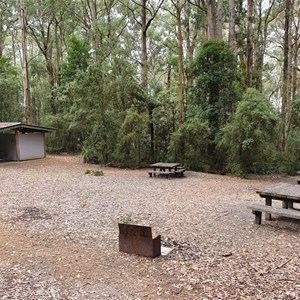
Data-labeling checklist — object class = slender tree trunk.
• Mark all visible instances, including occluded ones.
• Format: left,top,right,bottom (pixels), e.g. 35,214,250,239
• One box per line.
246,0,254,88
291,15,299,106
278,0,293,151
19,0,33,124
0,17,3,57
228,0,236,52
207,0,216,39
176,0,185,123
141,0,148,90
55,19,63,85
90,0,100,62
140,0,153,161
12,29,17,65
254,0,263,91
215,0,223,40
185,0,195,92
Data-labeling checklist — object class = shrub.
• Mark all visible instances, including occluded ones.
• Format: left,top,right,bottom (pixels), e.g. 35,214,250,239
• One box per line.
219,88,277,175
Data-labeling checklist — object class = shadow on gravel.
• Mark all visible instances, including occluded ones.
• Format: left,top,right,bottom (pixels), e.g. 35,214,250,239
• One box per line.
16,206,52,221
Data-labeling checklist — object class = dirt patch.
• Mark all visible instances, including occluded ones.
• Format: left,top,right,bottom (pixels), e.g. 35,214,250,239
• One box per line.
0,155,300,299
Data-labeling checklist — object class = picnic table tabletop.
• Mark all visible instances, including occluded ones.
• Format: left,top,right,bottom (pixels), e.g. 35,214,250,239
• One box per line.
257,182,300,201
150,162,180,169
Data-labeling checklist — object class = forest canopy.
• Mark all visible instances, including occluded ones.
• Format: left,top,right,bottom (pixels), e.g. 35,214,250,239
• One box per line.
0,0,300,175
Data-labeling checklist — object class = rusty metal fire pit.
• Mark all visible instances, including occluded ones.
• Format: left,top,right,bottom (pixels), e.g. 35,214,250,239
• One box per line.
118,223,161,258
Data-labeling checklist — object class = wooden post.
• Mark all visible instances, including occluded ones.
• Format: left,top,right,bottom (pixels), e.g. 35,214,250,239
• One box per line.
265,197,272,220
43,132,46,158
15,130,20,161
254,211,262,225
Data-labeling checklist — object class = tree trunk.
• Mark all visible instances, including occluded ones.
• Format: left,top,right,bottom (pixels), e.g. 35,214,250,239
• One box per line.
141,0,148,90
291,15,299,107
215,0,223,40
185,0,197,92
90,0,100,62
253,0,276,92
175,0,185,123
0,17,3,57
207,0,216,39
246,0,254,88
228,0,236,52
20,0,33,124
278,0,293,152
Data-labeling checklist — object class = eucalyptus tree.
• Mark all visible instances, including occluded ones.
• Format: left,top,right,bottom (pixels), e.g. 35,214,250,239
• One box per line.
170,0,186,123
246,0,254,87
124,0,165,162
206,0,224,40
0,1,7,57
19,0,33,123
25,0,76,115
228,0,236,51
253,0,278,92
279,0,294,151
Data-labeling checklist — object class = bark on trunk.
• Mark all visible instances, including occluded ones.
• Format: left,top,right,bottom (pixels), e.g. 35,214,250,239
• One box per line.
278,0,293,152
177,0,185,123
246,0,254,88
90,0,100,62
0,18,3,57
20,0,33,124
207,0,216,39
141,0,148,90
215,0,223,40
228,0,236,52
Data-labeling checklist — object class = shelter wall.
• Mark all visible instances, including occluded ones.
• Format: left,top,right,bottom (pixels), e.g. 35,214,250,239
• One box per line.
19,133,45,160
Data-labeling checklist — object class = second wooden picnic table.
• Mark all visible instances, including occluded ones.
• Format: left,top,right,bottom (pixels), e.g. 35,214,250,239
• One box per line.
248,182,300,224
148,162,185,178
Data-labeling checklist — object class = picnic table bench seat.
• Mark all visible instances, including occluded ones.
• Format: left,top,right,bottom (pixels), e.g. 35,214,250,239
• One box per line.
148,168,186,178
148,170,172,178
248,203,300,225
174,168,186,177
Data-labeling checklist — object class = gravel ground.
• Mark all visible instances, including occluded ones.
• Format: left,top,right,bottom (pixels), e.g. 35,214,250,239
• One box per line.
0,155,300,299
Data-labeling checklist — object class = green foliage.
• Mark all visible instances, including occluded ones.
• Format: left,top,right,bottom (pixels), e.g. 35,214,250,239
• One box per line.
60,35,90,84
275,131,300,175
192,40,239,131
81,110,120,164
115,109,149,164
43,113,81,153
0,57,23,121
219,88,278,175
153,85,178,160
169,119,211,171
47,54,143,164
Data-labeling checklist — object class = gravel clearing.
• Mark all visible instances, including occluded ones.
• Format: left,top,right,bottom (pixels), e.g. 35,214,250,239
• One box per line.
1,155,300,299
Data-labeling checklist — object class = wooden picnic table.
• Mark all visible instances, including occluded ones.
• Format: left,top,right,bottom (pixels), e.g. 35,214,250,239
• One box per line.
248,183,300,224
257,182,300,206
148,162,185,178
150,162,180,171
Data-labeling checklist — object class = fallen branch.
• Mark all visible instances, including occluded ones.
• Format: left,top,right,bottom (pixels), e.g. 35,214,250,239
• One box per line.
267,257,294,274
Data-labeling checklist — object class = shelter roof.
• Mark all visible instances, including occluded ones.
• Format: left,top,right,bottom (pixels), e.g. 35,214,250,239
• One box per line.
0,122,56,133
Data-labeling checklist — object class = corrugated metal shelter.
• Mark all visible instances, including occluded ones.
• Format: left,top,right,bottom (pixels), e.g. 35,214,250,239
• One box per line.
0,122,55,161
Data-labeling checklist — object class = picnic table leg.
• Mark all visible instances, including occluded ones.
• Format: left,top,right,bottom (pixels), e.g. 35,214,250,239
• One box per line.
253,211,262,225
265,197,272,220
282,201,293,209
